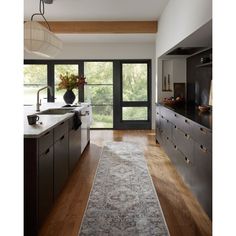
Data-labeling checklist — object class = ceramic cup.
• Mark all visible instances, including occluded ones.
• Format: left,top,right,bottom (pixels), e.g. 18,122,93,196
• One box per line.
27,114,39,125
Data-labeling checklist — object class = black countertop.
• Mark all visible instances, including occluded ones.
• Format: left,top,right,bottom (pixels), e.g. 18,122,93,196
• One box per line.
157,103,212,130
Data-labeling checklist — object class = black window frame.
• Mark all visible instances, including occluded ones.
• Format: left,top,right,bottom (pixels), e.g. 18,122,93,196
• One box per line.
24,59,152,130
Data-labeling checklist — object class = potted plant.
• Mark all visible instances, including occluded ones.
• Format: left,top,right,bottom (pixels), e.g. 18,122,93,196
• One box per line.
57,72,86,104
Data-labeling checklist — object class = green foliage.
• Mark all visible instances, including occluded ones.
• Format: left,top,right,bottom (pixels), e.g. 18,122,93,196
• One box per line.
122,64,147,101
122,107,147,120
84,62,113,84
24,65,47,84
54,65,78,85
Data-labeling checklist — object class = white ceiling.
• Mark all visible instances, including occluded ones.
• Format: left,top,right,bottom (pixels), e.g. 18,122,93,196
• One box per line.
24,0,169,21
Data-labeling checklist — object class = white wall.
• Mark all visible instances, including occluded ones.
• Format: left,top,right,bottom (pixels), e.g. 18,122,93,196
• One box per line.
156,0,212,58
25,42,157,129
155,0,212,102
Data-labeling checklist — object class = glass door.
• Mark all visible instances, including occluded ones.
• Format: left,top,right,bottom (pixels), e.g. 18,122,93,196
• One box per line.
84,61,113,128
114,61,151,129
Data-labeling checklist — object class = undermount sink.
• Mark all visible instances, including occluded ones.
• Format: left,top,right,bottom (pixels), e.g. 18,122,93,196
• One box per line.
38,108,75,115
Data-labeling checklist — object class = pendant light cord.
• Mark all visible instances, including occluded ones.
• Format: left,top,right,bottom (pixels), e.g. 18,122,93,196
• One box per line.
31,0,51,31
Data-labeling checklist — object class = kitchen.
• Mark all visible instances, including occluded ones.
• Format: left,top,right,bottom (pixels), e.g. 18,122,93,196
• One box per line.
1,0,234,235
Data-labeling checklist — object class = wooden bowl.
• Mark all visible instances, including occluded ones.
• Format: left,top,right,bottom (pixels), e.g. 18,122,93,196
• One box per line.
198,105,211,112
163,100,176,106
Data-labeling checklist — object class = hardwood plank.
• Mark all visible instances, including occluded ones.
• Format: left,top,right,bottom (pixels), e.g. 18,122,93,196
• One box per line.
39,130,212,236
38,21,158,34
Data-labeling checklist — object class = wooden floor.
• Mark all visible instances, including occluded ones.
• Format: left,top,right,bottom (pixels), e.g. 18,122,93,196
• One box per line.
39,130,212,236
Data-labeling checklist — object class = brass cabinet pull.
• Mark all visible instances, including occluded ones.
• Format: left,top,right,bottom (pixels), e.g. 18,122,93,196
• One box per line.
185,157,190,164
185,133,190,139
200,145,207,153
200,127,207,134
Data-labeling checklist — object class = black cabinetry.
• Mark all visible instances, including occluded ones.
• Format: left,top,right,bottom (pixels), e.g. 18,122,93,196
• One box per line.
69,118,81,173
38,145,53,226
24,115,84,236
54,121,69,198
156,104,212,218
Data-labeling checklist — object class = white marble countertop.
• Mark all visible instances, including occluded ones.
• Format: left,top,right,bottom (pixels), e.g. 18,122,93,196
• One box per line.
24,102,89,138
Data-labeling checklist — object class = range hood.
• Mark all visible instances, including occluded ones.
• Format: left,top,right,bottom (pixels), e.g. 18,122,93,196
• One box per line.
167,47,206,55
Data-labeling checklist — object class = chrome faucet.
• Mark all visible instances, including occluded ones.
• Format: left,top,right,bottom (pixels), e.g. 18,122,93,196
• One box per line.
36,86,53,111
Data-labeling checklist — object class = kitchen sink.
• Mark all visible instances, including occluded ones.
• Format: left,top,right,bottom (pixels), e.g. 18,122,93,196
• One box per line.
38,108,75,115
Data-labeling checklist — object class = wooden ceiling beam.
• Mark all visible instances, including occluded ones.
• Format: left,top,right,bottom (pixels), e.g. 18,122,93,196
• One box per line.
38,21,158,34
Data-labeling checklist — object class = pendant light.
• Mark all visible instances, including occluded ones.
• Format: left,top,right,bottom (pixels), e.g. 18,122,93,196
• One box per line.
24,0,63,58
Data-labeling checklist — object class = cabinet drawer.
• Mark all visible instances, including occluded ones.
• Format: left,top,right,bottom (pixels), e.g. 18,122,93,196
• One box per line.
191,124,212,153
172,126,194,163
162,118,172,139
156,105,162,115
162,136,194,187
193,142,212,218
38,145,53,226
39,130,53,155
178,117,192,134
54,120,68,142
156,111,161,131
54,132,69,198
194,142,212,182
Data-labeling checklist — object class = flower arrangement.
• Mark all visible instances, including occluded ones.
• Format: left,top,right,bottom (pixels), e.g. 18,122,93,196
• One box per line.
57,72,87,91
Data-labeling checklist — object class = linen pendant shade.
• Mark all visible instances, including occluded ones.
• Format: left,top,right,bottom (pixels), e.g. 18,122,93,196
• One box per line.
24,21,63,58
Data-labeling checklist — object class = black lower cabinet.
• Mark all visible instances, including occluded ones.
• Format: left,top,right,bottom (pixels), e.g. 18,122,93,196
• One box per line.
192,142,212,218
155,104,212,219
25,115,83,236
69,118,81,173
38,146,53,226
54,132,69,199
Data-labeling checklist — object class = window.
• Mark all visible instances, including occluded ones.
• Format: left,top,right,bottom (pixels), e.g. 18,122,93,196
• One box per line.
54,64,79,102
122,63,148,101
24,59,151,130
121,63,149,122
23,64,47,105
84,62,113,128
122,107,148,120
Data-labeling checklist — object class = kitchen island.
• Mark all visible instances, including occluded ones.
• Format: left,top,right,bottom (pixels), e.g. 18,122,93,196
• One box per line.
24,103,91,236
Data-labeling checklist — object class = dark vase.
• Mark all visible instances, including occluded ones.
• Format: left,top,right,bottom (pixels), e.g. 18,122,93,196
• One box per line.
63,89,76,104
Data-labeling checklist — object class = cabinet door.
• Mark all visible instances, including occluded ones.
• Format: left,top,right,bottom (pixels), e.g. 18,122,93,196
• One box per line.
193,142,212,218
69,127,81,173
81,107,90,154
38,145,53,226
54,132,69,198
191,123,212,153
156,110,162,142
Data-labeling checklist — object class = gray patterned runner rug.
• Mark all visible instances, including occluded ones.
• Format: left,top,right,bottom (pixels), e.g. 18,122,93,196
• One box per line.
79,142,169,236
